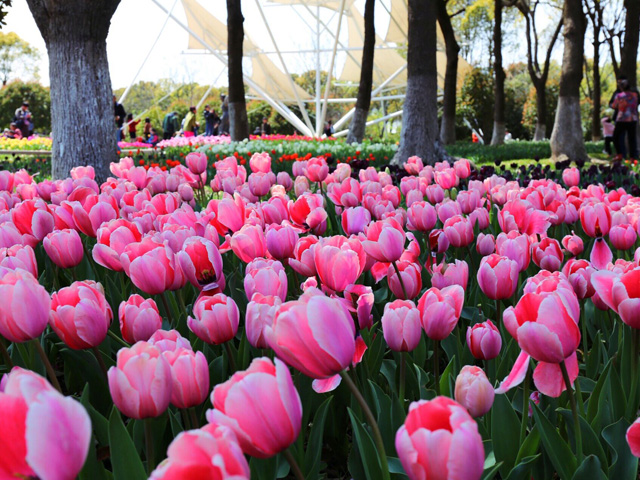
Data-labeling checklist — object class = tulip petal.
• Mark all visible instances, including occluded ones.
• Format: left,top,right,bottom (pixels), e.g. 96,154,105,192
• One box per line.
533,352,578,398
312,375,342,393
496,351,530,394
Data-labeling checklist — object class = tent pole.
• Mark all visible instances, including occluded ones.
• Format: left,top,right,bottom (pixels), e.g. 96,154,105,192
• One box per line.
332,109,403,137
119,0,179,104
315,4,321,136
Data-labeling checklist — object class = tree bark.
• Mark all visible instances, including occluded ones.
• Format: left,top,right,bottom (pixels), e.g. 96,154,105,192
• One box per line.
591,26,602,140
347,0,375,144
621,0,639,87
437,0,460,145
490,0,506,145
25,0,120,181
394,0,443,165
533,79,547,141
550,0,587,161
227,0,249,141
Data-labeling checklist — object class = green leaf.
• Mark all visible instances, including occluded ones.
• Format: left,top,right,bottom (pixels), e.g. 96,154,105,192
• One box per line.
108,407,147,480
505,455,541,480
586,358,612,424
80,385,109,446
439,355,455,397
348,407,383,479
250,456,279,480
491,394,521,476
531,403,577,480
557,409,608,471
602,418,639,480
571,455,607,480
303,396,332,479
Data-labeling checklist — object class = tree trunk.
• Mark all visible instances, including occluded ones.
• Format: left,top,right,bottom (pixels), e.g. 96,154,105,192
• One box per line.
393,0,443,165
491,0,506,146
621,0,639,87
591,27,602,141
437,0,460,145
347,0,375,144
550,0,587,161
227,0,249,141
25,0,120,182
533,80,547,141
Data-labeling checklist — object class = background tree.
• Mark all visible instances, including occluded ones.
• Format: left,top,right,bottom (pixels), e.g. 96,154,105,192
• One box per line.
516,0,563,140
620,0,639,87
490,0,506,145
346,0,375,144
227,0,249,141
0,32,39,86
25,0,121,181
0,0,11,27
438,0,462,144
394,0,443,165
550,0,587,160
0,80,50,133
585,0,604,140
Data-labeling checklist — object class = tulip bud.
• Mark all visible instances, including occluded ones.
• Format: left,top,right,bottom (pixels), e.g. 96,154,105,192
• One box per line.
188,294,239,345
466,320,501,360
118,294,163,344
454,365,495,417
44,229,84,269
381,300,422,352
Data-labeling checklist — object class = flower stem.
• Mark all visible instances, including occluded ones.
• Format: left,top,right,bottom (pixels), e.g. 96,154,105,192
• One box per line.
580,299,588,364
391,261,409,299
32,339,62,393
0,335,14,369
91,346,109,380
433,340,440,395
145,418,155,474
224,342,237,373
627,328,640,419
520,365,530,444
160,292,175,326
399,352,406,404
339,370,390,480
189,407,199,429
560,360,582,462
283,448,305,480
107,329,130,349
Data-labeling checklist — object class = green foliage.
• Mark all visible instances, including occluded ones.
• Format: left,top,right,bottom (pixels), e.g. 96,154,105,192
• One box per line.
0,79,50,133
0,31,39,86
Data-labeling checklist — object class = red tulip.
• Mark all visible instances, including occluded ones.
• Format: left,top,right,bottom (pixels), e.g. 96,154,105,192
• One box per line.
627,417,640,458
177,237,224,291
289,235,319,277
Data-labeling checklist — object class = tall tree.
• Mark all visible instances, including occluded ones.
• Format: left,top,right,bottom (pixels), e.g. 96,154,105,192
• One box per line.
550,0,587,160
437,0,461,145
0,32,39,86
490,0,506,145
227,0,249,141
586,0,604,140
620,0,639,87
516,0,563,140
394,0,443,165
346,0,375,144
25,0,120,181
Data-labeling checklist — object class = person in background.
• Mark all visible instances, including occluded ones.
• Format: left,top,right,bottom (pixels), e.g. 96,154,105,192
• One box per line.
148,128,159,146
113,95,126,142
323,119,333,137
14,101,31,138
260,117,272,136
610,75,639,161
126,113,141,141
143,118,152,141
220,94,230,135
162,111,180,140
601,115,615,155
183,106,198,137
203,105,216,136
3,122,22,139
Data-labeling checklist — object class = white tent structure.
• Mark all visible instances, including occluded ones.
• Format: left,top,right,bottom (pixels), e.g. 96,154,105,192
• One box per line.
130,0,472,137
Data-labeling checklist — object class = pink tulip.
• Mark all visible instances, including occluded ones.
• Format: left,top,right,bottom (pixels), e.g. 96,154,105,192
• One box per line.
206,357,302,458
304,157,329,183
532,237,563,272
341,206,371,235
244,258,288,301
215,194,246,234
476,233,495,256
609,224,638,250
498,199,550,236
163,348,209,409
443,215,474,248
0,170,14,192
70,194,120,237
49,281,113,350
188,294,239,345
248,172,275,197
466,320,501,360
454,366,494,417
562,259,595,299
592,267,640,328
264,290,355,379
562,233,584,257
289,193,327,233
11,199,55,242
456,191,483,217
289,235,318,277
249,152,272,173
230,224,267,263
0,269,50,343
150,425,250,479
627,418,640,458
407,201,437,233
43,229,83,269
434,168,459,189
495,231,531,272
265,223,299,260
396,396,484,480
314,236,366,292
362,218,406,263
185,152,208,175
387,260,422,300
0,244,37,277
405,155,424,175
503,290,580,363
430,260,469,291
429,228,450,254
454,158,471,179
580,203,611,237
562,167,580,187
108,341,172,419
381,300,422,352
148,329,192,353
121,238,185,295
342,284,374,329
477,254,519,300
245,293,281,348
426,184,445,204
417,285,464,340
590,237,613,270
437,200,462,224
327,177,362,208
177,237,224,291
118,294,162,344
93,219,142,271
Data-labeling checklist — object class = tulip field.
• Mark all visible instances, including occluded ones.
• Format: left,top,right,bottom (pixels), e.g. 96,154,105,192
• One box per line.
1,148,640,480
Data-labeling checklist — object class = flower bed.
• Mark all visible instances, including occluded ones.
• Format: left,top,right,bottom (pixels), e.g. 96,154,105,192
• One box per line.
1,151,640,479
0,135,52,151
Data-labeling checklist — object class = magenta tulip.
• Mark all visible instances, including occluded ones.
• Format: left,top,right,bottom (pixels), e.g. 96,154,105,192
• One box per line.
466,320,501,360
417,285,465,340
532,237,564,272
118,294,163,344
430,260,469,291
177,237,224,291
265,223,299,260
0,269,50,343
477,254,519,300
188,294,239,345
